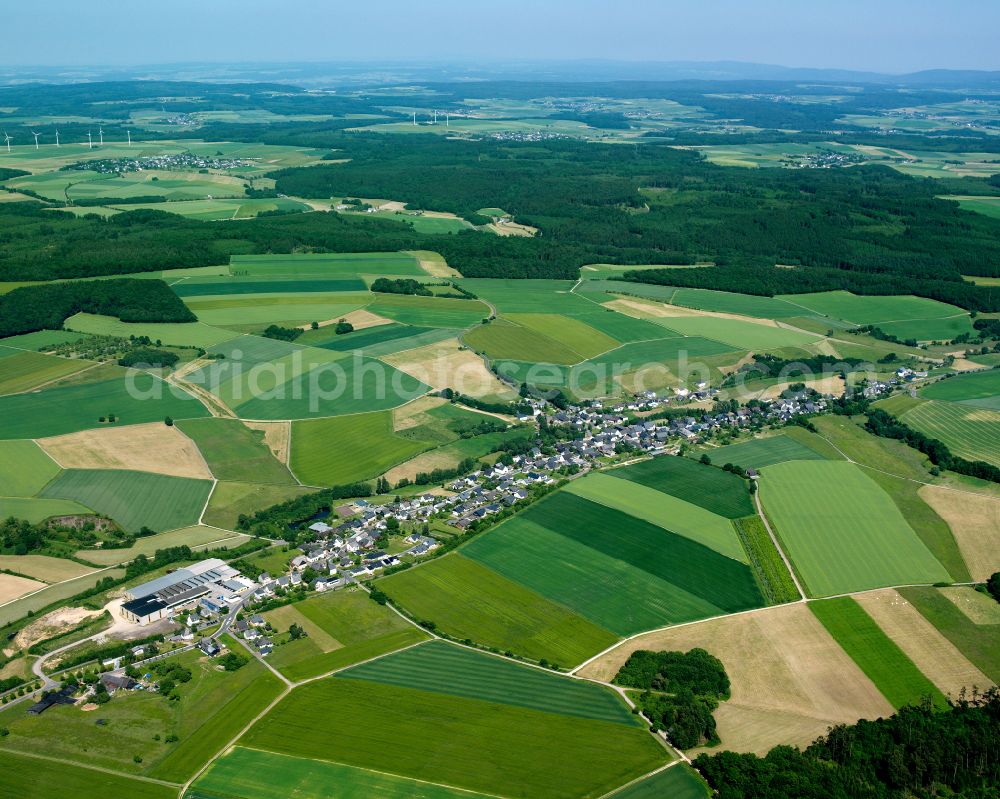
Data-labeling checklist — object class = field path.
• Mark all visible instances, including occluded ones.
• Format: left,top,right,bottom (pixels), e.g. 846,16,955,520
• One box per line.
2,748,182,789
754,490,806,600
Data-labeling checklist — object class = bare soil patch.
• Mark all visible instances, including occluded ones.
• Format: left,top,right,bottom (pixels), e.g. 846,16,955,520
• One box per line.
300,309,393,331
758,376,846,400
38,422,213,479
579,603,892,754
856,589,993,696
392,395,449,432
13,606,104,650
918,486,1000,582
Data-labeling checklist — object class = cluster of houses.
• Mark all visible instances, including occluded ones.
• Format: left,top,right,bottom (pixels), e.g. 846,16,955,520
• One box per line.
64,152,257,174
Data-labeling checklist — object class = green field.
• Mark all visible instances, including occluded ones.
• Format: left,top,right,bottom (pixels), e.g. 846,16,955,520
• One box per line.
611,765,710,799
705,434,830,470
775,291,969,336
40,469,213,532
464,318,592,364
759,461,950,596
65,312,237,348
810,597,947,709
230,252,426,277
608,456,755,518
201,481,313,530
378,554,619,666
177,418,294,484
0,496,92,525
241,677,668,799
340,640,638,725
183,295,367,329
945,195,1000,220
290,411,430,485
0,373,210,439
0,440,61,496
76,525,245,566
262,589,428,681
901,401,1000,466
369,294,488,329
174,277,368,297
920,370,1000,408
657,316,820,350
0,750,175,799
0,348,92,395
189,747,492,799
899,587,1000,683
110,197,311,221
0,329,89,350
464,493,763,635
563,472,748,562
304,323,432,352
505,313,621,358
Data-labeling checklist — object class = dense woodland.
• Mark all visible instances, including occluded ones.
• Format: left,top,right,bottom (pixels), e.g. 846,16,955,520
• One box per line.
695,690,1000,799
0,278,194,337
3,127,999,310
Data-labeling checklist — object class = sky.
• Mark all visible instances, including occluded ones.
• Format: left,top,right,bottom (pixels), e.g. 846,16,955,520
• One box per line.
3,0,998,73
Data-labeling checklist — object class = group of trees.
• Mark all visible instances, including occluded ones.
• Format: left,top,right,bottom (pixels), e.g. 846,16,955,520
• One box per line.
614,648,730,749
694,689,1000,799
370,277,433,296
261,324,303,342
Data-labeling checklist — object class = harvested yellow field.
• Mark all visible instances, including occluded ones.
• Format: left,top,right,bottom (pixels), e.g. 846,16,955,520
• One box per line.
919,486,1000,581
243,420,291,464
0,555,95,583
605,297,780,327
383,339,514,399
38,422,213,479
384,447,468,485
941,586,1000,625
579,603,892,754
856,589,993,696
0,573,46,604
263,603,341,653
406,250,460,278
489,220,538,237
758,376,846,400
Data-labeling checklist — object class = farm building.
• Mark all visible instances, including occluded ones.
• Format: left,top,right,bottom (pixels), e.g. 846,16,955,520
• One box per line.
120,558,252,625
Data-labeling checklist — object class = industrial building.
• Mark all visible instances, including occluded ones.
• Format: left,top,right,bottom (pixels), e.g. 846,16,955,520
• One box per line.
120,558,252,625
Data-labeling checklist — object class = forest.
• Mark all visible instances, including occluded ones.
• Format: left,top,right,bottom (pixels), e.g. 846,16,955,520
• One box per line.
694,689,1000,799
0,278,195,337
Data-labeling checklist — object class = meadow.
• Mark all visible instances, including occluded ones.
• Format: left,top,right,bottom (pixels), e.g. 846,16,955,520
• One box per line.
40,468,213,532
339,640,638,725
190,748,491,799
261,589,428,681
0,440,61,496
201,481,313,530
920,370,1000,408
289,410,430,485
76,525,245,566
369,293,488,329
901,400,1000,466
0,750,176,799
377,554,619,666
654,316,821,350
0,373,210,439
608,456,755,519
177,418,295,484
759,461,950,596
230,251,426,277
65,312,238,348
0,347,92,395
464,493,763,635
810,597,946,709
611,765,709,799
705,434,829,470
0,497,92,525
0,553,95,582
0,646,282,781
241,677,667,799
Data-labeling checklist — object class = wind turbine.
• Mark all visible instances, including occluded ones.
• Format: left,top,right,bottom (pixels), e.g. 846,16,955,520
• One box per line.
2,131,10,153
55,129,60,147
98,127,104,146
31,131,40,149
446,113,450,128
86,131,93,149
126,129,132,147
433,109,438,125
412,112,417,126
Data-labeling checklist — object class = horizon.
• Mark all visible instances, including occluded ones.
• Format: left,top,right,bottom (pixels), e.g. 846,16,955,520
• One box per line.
2,0,999,73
